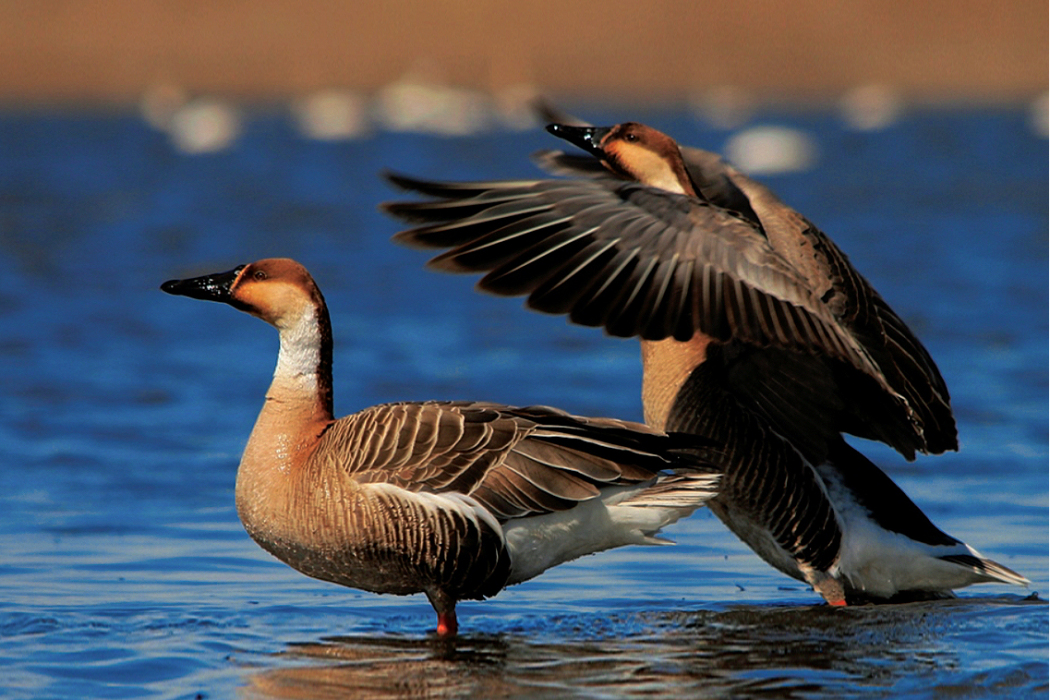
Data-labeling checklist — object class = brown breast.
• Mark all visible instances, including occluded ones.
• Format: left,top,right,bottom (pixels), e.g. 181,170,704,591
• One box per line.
640,332,715,430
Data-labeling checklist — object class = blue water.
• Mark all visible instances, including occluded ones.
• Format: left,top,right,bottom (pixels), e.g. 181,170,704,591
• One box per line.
0,106,1045,699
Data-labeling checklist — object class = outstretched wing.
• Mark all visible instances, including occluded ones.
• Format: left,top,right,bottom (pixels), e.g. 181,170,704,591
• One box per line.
383,161,957,459
534,137,957,457
385,174,879,369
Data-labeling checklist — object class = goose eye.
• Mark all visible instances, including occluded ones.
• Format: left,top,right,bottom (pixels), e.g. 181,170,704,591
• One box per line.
623,132,639,143
253,270,268,281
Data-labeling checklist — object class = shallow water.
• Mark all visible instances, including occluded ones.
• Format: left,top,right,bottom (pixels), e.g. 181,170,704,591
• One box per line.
0,106,1045,698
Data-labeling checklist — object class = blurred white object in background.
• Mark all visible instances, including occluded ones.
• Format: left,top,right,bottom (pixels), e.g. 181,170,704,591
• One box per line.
689,86,755,130
139,83,188,131
724,125,817,174
292,89,370,140
493,83,543,131
168,98,242,154
840,84,904,131
374,67,492,135
1028,92,1048,138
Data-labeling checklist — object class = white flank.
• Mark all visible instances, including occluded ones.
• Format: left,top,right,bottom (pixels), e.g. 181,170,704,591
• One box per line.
369,483,505,541
503,476,715,585
819,464,1027,597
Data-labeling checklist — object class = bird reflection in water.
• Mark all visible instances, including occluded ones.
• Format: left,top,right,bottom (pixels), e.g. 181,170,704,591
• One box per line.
241,597,1042,699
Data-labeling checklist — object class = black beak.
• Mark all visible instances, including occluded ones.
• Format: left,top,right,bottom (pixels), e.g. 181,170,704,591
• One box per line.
546,123,613,158
160,265,246,303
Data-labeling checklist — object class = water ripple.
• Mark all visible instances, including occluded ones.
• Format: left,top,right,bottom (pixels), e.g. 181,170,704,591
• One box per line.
242,600,1047,699
0,107,1044,699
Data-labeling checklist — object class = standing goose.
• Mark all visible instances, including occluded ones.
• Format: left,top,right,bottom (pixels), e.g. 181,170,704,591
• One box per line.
161,258,720,635
381,123,1028,603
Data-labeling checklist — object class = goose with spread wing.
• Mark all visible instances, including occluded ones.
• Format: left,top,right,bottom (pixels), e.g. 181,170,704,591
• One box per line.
382,122,1027,603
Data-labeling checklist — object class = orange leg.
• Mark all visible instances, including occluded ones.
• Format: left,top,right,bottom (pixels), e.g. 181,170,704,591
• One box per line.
435,610,458,637
426,588,459,637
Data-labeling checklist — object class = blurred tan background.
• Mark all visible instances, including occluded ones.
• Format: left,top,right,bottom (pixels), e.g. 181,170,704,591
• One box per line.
0,0,1045,105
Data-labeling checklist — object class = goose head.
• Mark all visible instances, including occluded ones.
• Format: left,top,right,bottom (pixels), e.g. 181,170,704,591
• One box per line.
161,258,325,331
546,121,697,196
